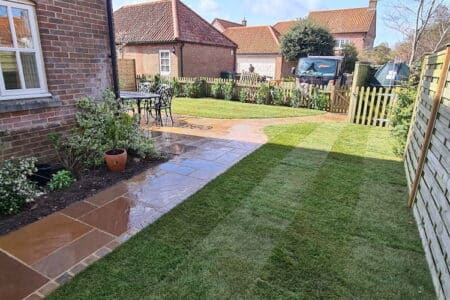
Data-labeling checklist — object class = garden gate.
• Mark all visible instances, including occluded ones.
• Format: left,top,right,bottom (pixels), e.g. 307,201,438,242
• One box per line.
347,86,398,127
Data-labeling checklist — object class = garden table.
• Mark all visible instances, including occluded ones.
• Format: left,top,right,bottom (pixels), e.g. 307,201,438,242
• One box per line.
119,91,161,124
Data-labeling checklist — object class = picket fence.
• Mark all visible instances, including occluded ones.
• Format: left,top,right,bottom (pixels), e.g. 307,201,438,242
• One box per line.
347,86,398,127
174,77,349,113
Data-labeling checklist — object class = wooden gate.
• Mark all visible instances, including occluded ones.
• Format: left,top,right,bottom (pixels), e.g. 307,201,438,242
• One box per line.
347,86,398,127
329,88,350,113
118,59,137,91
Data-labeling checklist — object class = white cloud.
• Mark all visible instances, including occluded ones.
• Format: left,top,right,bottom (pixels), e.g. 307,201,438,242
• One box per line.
244,0,322,20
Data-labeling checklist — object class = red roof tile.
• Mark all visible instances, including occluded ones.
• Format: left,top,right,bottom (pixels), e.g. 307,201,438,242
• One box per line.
308,7,376,34
114,0,236,48
223,26,280,54
273,20,299,35
212,18,244,30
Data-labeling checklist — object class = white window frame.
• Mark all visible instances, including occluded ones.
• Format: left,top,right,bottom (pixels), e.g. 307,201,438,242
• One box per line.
334,39,351,50
0,0,49,100
159,50,171,76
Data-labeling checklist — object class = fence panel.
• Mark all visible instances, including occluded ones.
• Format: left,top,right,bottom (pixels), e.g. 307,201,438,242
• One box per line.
118,59,137,91
348,86,397,127
404,46,450,300
149,76,350,112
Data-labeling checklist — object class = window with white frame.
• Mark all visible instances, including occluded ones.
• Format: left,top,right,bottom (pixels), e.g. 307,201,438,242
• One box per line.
0,0,47,99
159,50,170,75
335,39,351,49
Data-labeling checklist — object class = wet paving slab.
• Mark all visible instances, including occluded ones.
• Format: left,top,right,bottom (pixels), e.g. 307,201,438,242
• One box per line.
0,114,345,299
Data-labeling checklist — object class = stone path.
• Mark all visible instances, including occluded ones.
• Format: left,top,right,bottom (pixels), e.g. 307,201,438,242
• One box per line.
0,113,345,300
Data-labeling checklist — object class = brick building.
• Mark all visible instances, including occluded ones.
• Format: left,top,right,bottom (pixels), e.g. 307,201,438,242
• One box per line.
114,0,237,78
0,0,116,162
223,26,296,80
274,0,377,53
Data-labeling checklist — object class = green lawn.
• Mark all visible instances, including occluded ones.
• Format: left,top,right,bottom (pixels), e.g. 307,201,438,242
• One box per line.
172,97,324,119
49,123,433,299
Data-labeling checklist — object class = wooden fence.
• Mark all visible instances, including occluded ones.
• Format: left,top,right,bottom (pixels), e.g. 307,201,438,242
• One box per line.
347,86,397,127
118,59,137,91
175,77,349,113
404,46,450,299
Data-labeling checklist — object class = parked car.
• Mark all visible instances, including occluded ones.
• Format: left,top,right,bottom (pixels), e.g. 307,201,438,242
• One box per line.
292,56,344,86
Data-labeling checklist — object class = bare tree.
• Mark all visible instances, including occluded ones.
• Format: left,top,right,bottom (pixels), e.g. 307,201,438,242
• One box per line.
384,0,446,65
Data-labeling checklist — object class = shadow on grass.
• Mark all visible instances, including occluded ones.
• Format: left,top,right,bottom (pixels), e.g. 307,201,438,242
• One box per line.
48,125,434,299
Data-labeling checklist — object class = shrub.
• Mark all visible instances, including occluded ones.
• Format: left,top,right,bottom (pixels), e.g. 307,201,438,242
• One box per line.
290,89,302,108
150,74,161,92
211,82,224,99
271,87,284,106
239,88,252,103
224,81,235,100
186,79,207,98
0,157,40,215
390,86,417,156
171,78,182,96
256,84,272,105
312,90,329,110
47,170,75,191
49,90,158,173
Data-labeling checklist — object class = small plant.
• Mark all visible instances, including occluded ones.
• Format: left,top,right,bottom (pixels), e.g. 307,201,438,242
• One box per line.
211,82,224,99
47,170,76,191
0,157,40,215
290,88,302,108
239,88,252,103
312,91,329,110
224,81,235,100
171,78,182,96
186,79,207,98
256,84,272,105
271,87,284,106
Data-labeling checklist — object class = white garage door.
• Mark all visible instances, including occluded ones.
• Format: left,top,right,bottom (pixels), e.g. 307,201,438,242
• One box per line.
237,56,276,79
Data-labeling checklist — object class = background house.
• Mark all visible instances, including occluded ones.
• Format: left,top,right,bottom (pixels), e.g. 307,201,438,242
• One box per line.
223,26,295,80
115,0,237,78
212,18,245,33
0,0,115,162
274,0,377,53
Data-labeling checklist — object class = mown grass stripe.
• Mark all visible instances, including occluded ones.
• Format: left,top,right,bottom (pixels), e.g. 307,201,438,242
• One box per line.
49,124,322,300
146,123,346,298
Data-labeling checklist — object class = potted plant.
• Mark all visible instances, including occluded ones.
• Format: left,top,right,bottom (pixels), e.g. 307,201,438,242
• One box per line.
103,113,129,172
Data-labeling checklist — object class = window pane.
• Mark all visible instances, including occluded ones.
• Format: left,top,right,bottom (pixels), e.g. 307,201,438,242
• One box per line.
0,6,13,47
20,52,40,88
12,7,33,48
0,51,21,90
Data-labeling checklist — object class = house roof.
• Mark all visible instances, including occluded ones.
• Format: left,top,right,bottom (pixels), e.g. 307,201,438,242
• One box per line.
273,20,299,35
223,26,280,55
114,0,236,48
308,7,376,34
212,18,243,30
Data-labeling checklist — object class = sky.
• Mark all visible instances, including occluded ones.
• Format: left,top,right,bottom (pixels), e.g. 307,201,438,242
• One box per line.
112,0,450,47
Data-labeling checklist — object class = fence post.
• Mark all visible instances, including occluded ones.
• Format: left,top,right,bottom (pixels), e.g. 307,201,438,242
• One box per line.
347,63,361,122
408,46,450,208
403,54,430,158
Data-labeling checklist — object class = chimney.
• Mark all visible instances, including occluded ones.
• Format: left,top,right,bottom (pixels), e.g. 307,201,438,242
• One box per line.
369,0,377,10
242,18,247,26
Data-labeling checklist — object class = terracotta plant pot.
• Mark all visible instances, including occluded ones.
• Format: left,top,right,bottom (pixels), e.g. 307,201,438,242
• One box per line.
104,149,127,172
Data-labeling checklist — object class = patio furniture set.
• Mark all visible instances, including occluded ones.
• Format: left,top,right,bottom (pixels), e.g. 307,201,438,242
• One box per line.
119,83,174,126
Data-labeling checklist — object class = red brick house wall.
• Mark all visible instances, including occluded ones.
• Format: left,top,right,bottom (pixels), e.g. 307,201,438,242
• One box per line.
0,0,113,162
120,43,235,78
182,44,235,77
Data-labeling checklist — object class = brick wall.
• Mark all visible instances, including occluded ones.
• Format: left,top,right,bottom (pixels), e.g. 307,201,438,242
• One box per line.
0,0,113,162
182,44,235,77
120,43,179,77
120,42,236,78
